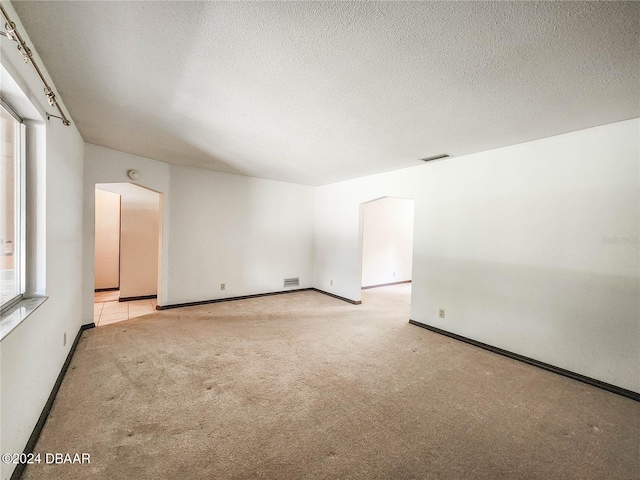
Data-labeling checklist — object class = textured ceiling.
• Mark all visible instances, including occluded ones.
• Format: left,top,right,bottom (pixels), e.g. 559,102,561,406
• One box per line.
11,1,640,185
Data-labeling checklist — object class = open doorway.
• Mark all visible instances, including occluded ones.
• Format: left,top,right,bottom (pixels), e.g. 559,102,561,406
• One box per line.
93,183,162,326
359,196,415,305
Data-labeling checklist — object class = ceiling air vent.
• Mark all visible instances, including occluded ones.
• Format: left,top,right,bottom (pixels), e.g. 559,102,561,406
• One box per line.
421,154,451,162
284,277,300,288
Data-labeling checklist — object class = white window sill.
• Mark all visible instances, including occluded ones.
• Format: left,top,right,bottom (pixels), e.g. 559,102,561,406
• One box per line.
0,296,48,341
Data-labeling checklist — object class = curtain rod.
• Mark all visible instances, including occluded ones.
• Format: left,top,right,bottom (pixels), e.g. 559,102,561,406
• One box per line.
0,3,71,126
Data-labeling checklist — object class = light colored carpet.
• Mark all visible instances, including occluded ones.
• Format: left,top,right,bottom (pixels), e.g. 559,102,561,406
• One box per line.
23,285,639,479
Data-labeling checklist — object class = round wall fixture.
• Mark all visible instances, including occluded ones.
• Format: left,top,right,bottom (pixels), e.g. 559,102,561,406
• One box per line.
127,169,140,180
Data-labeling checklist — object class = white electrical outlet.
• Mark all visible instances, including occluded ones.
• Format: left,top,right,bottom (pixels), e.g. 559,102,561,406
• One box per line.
393,272,395,277
221,283,225,290
63,332,67,346
330,280,333,286
439,309,445,319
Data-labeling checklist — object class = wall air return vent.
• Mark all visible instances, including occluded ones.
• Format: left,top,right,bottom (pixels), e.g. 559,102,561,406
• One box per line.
284,277,300,288
421,154,451,162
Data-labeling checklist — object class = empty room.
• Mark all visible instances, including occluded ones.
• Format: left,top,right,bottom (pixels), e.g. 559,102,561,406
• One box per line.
0,1,638,479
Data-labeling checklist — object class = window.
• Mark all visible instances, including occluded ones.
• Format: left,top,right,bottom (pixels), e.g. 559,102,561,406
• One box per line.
1,102,25,310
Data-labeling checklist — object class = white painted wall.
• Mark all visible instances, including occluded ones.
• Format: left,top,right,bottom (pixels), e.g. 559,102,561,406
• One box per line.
94,189,120,289
120,189,159,298
166,164,315,305
84,146,315,310
361,197,414,287
0,2,85,478
314,119,640,393
412,120,639,393
314,167,420,302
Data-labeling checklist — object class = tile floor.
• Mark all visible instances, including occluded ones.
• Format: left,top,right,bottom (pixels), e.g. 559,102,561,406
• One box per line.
94,290,157,326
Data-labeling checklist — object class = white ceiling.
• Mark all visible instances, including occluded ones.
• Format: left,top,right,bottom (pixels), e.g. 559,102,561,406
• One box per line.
12,1,639,186
96,182,160,205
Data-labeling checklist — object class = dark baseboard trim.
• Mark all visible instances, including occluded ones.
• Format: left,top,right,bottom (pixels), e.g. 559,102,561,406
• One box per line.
156,288,313,310
408,320,639,402
94,287,118,292
10,322,95,480
312,288,361,305
119,294,157,303
362,280,412,290
155,288,362,310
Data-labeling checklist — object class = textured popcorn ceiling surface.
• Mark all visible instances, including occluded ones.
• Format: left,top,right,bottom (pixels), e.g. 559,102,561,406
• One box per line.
12,1,639,185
